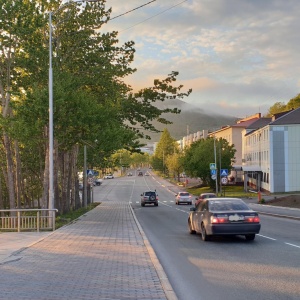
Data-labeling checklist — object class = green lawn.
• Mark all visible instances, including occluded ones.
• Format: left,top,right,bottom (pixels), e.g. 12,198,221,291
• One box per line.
56,203,100,229
187,185,254,198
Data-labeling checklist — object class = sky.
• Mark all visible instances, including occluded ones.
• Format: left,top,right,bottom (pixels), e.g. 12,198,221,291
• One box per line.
102,0,300,118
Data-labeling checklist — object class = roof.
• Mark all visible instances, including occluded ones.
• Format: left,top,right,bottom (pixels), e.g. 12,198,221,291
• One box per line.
270,107,300,125
232,118,259,128
244,118,272,136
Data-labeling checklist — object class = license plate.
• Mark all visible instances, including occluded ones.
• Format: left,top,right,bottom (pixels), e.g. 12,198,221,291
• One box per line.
229,214,244,221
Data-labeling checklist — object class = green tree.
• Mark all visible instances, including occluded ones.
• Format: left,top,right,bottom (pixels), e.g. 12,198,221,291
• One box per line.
152,128,177,175
165,152,184,181
286,94,300,110
182,138,236,189
1,1,191,213
266,102,286,116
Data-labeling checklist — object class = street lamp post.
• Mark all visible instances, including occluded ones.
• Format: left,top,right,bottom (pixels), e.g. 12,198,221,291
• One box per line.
48,0,99,210
49,11,54,211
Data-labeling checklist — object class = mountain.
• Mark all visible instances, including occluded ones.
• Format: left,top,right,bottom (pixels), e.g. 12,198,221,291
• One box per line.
141,99,238,142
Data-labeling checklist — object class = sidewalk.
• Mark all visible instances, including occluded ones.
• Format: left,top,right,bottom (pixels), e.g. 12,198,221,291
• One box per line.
0,202,177,300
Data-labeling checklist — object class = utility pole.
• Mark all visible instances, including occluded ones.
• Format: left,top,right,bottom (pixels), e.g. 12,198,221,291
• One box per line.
214,136,218,196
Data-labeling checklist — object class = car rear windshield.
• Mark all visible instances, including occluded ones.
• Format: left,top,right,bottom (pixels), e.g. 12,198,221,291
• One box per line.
180,192,189,196
145,192,155,196
209,200,250,211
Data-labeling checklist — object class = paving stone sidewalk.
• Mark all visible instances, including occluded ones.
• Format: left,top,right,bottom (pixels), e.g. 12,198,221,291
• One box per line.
0,202,174,300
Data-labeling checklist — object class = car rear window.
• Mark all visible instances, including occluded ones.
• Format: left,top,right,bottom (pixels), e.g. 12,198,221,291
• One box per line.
179,192,189,196
209,200,250,211
145,192,155,196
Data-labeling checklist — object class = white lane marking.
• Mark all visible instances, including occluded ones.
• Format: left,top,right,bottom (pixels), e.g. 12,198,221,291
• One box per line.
136,201,139,204
285,242,300,248
257,234,276,240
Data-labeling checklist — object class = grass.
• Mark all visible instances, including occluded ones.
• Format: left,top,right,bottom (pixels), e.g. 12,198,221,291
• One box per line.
187,185,254,198
55,203,100,229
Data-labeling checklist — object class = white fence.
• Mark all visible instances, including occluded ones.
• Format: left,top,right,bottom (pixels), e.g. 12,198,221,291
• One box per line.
0,209,58,232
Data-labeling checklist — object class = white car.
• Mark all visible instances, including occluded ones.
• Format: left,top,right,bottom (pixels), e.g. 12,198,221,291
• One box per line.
104,174,114,179
175,192,192,205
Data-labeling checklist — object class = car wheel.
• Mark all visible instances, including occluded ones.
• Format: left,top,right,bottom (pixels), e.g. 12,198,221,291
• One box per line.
188,219,196,234
155,202,158,206
245,234,255,241
201,223,210,241
189,202,192,205
150,195,155,201
141,203,145,207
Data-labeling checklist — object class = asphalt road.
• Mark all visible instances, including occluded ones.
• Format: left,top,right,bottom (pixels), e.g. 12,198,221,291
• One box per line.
98,171,300,300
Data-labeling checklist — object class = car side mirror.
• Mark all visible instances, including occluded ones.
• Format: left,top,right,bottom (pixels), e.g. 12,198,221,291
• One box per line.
190,207,196,211
140,194,143,196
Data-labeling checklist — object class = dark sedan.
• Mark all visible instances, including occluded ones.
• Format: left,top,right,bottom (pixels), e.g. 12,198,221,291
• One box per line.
188,198,261,241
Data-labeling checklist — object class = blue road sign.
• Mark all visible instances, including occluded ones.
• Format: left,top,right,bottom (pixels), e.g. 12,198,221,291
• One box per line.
210,169,216,175
87,169,94,176
220,169,228,176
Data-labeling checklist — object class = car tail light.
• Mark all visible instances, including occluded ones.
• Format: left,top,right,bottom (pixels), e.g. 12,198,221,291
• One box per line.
211,216,229,224
245,216,260,223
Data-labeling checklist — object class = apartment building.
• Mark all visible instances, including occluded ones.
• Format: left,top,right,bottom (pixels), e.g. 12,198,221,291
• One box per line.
242,108,300,193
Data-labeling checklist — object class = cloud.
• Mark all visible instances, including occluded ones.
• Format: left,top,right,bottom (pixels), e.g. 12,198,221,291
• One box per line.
104,0,300,117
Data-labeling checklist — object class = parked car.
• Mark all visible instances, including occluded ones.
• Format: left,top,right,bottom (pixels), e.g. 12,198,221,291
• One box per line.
188,198,261,241
175,192,192,205
94,178,102,186
194,192,216,206
138,171,143,176
141,191,158,207
104,174,114,179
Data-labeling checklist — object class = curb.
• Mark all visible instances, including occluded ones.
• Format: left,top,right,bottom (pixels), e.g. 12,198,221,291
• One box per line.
129,204,178,300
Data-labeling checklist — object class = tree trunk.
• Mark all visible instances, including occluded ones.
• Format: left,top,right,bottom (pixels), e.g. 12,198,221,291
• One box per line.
3,133,16,211
14,140,22,208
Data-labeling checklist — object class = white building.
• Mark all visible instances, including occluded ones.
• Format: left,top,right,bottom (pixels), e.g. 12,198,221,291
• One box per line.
242,108,300,193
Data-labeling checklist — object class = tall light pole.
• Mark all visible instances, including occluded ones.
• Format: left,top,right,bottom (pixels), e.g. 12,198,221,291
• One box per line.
48,0,99,210
214,136,218,196
49,11,54,210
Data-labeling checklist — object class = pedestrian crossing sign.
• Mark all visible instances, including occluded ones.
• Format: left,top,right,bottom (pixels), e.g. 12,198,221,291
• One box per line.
220,169,228,176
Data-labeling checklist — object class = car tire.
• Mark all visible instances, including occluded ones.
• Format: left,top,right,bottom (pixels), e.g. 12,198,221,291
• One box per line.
188,219,196,234
245,234,255,241
189,202,192,205
155,202,158,206
201,223,210,241
141,203,145,207
150,195,155,201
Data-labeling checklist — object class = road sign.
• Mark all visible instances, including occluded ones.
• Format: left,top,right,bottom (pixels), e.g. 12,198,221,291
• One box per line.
88,177,94,184
210,169,216,175
87,169,94,176
210,163,216,170
211,174,217,180
221,177,228,185
220,169,228,176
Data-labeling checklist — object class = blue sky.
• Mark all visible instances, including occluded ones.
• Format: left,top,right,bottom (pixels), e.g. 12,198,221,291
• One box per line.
103,0,300,117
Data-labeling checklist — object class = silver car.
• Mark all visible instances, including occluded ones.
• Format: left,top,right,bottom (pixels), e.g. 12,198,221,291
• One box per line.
175,192,192,205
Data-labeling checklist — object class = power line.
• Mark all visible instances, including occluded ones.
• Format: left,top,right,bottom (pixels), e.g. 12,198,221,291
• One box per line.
119,0,188,32
110,0,157,21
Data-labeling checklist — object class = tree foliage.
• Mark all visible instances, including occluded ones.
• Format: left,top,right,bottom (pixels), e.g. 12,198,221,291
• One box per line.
0,0,191,212
182,138,236,188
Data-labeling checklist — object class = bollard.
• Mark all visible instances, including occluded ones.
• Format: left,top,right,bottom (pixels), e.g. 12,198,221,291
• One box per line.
257,191,262,202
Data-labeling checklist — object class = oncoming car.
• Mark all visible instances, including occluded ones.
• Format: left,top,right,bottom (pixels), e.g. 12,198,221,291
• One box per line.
141,191,158,207
104,174,114,179
188,198,261,241
175,192,192,205
194,192,216,206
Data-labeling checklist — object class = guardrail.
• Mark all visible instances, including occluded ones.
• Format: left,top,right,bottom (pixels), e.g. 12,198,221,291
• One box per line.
0,209,58,232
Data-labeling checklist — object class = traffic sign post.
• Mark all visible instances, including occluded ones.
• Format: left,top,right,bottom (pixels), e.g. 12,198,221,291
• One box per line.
210,163,216,170
220,169,228,177
221,177,228,185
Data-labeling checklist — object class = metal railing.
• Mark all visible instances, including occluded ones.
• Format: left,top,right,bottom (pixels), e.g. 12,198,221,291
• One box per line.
0,209,58,232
